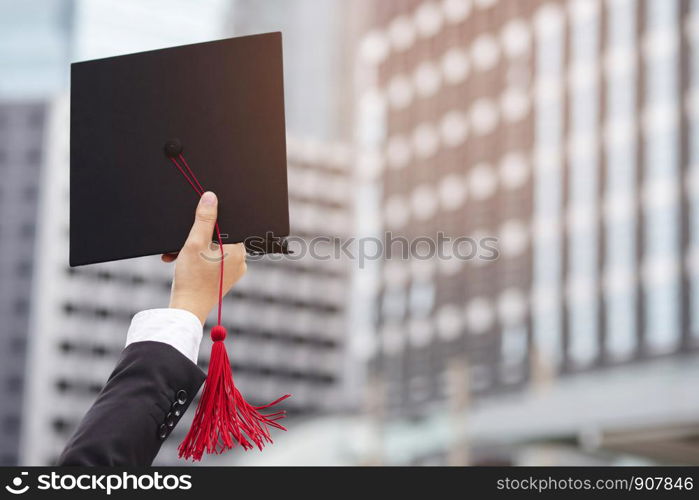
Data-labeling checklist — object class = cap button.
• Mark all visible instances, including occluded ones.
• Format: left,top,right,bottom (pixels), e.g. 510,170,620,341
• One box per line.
176,390,188,405
164,138,183,158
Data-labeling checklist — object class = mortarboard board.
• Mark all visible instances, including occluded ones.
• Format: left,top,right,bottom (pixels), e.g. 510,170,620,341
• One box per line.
70,32,290,267
70,33,292,461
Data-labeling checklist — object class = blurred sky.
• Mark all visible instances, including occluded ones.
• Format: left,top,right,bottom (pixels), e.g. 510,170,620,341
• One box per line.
0,0,350,141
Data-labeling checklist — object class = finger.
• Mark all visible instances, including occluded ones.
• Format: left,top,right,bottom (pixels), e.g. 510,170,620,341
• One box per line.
161,253,179,263
186,191,218,249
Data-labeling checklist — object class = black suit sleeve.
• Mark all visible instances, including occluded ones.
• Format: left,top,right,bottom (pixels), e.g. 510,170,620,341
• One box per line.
57,341,206,466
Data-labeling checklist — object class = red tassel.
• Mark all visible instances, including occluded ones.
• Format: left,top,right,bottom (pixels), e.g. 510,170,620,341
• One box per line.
178,326,291,461
166,152,290,461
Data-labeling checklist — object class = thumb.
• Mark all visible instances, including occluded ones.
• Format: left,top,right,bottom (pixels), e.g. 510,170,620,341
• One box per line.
186,191,218,248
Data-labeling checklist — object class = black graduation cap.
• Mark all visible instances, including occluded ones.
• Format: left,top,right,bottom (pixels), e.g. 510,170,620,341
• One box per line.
70,32,290,267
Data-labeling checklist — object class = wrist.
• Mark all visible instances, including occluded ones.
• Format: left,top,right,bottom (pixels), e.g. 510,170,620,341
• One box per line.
169,296,211,325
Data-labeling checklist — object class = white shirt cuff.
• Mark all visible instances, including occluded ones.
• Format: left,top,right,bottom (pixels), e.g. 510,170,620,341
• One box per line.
126,309,203,365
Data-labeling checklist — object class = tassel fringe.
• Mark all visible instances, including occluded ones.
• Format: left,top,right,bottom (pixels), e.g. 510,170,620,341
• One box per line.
179,327,291,461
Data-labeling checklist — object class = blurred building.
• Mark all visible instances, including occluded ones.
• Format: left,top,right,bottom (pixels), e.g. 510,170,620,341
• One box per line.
228,0,352,141
0,0,73,466
0,101,47,464
356,0,534,440
355,0,699,465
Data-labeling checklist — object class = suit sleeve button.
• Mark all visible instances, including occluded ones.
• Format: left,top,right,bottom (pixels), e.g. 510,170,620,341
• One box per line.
158,424,168,440
166,412,176,428
170,406,182,418
176,390,188,405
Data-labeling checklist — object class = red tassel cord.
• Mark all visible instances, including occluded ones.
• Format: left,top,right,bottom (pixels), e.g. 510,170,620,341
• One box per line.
167,153,291,461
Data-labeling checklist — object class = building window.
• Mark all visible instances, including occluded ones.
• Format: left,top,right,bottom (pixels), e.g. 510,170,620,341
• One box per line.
13,299,28,315
19,223,34,239
3,415,20,434
10,337,26,354
25,148,41,165
26,109,43,129
23,185,37,200
6,375,22,394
